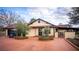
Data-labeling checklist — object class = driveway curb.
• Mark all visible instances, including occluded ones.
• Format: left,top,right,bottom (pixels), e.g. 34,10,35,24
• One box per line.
64,38,79,50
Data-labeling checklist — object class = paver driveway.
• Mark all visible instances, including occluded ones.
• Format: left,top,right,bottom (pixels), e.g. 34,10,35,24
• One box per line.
0,37,78,51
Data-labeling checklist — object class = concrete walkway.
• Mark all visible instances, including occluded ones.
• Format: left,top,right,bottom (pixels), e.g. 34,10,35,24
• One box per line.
0,37,77,51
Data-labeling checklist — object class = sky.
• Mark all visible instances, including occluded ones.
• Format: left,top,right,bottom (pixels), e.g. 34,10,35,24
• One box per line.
0,7,71,25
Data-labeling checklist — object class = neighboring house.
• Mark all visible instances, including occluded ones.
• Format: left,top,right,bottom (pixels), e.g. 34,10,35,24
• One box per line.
55,25,79,38
0,26,6,36
1,18,79,38
2,24,16,37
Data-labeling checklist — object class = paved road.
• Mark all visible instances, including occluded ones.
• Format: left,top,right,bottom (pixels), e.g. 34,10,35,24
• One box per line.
0,37,77,51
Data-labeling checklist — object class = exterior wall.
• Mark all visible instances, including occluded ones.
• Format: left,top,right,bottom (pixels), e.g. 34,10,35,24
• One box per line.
55,32,58,38
26,28,36,36
27,27,55,37
29,20,51,27
65,32,75,38
49,28,54,36
54,29,66,38
26,28,38,36
35,28,38,36
58,29,66,32
54,31,75,38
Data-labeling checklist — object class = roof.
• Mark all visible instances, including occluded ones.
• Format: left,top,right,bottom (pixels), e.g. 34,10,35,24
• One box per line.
56,24,72,28
1,18,79,29
28,18,56,27
4,24,16,29
54,23,79,29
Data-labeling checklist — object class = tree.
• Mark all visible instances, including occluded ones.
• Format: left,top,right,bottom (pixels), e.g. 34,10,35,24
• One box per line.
16,20,29,37
0,8,20,27
68,7,79,24
30,18,36,23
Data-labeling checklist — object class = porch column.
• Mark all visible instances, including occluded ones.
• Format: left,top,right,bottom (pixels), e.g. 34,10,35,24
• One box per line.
53,28,55,37
55,32,58,38
35,28,38,36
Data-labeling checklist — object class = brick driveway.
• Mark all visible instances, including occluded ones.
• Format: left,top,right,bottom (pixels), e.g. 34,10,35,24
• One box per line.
0,37,77,51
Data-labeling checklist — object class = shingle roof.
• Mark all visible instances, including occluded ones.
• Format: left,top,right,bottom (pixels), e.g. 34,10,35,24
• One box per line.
4,24,16,29
2,18,79,29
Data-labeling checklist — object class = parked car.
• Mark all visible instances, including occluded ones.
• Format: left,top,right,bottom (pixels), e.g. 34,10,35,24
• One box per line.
8,30,16,38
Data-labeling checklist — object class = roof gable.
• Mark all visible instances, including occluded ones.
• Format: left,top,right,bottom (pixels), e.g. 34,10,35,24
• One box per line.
28,18,55,27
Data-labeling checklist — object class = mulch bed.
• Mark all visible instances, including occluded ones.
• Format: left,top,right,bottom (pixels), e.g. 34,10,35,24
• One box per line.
14,36,28,40
67,38,79,47
39,36,54,41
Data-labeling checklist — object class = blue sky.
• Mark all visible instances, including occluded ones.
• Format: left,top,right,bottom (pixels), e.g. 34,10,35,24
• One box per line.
0,7,71,25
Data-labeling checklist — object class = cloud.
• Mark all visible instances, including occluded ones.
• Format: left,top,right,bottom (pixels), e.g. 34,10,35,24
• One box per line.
14,7,71,25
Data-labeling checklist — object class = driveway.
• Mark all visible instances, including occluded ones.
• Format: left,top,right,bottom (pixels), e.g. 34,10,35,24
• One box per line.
0,37,77,51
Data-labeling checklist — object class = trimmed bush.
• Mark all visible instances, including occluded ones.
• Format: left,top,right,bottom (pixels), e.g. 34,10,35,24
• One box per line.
39,36,54,41
39,26,54,41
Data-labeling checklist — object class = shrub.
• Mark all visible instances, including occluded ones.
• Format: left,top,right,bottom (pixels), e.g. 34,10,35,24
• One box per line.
39,26,53,40
16,21,29,37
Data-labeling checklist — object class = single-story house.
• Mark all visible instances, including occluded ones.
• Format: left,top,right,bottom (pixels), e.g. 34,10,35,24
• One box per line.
55,26,79,38
27,18,56,37
1,18,79,38
0,24,16,37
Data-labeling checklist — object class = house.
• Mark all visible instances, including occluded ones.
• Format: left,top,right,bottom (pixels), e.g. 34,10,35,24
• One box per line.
1,18,79,38
27,19,79,38
55,25,79,38
27,18,56,37
0,26,6,36
0,24,16,37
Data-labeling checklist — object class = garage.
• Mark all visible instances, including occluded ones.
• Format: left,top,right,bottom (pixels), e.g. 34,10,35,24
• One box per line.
8,29,16,38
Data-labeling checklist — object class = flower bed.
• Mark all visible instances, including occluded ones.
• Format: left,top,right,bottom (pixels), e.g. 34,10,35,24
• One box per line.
14,36,28,40
39,36,54,41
